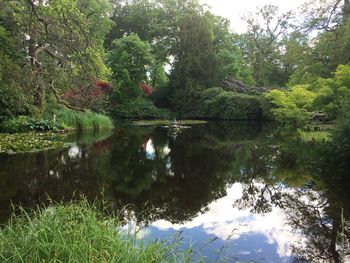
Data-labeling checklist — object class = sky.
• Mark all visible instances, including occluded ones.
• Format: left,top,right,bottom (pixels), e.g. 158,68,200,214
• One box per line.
199,0,307,33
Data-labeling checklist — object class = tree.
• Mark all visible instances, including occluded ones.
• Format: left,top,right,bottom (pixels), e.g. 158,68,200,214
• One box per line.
313,64,350,119
169,13,216,112
0,4,31,121
206,13,254,85
108,33,154,98
240,5,294,87
6,0,112,112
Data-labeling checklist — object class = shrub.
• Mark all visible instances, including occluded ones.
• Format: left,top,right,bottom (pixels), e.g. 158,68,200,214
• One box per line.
1,116,62,133
194,87,264,120
111,97,170,119
265,85,316,128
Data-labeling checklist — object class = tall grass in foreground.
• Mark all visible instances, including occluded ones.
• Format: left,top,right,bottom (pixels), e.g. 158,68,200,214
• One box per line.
56,109,114,131
0,201,175,263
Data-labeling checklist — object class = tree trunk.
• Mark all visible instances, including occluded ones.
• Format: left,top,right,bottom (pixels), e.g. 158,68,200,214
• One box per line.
344,0,350,22
28,1,45,111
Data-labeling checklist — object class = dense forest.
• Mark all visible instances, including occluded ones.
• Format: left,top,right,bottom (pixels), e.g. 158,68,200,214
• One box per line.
0,0,350,161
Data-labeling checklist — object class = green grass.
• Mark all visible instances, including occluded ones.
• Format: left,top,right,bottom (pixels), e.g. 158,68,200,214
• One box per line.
297,130,330,142
56,109,114,131
0,201,181,263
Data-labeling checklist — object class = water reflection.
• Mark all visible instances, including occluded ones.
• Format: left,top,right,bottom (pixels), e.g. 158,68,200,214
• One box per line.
0,122,349,262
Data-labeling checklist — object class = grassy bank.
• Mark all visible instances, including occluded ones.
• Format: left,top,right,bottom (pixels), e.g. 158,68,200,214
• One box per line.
0,202,180,263
0,109,114,134
55,109,114,131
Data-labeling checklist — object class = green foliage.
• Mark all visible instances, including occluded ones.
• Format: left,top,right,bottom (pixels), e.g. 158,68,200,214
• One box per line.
1,109,114,133
297,130,330,143
330,100,350,165
0,132,64,153
239,5,293,87
55,109,114,131
287,21,350,85
151,84,171,108
111,97,170,119
199,88,263,120
208,14,255,86
0,24,30,122
108,34,154,98
4,0,112,111
265,85,316,127
313,64,350,120
1,116,63,133
0,201,174,262
194,87,264,120
169,13,217,111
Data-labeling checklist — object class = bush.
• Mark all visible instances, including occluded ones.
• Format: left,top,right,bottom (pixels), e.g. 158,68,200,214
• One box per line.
0,201,173,263
194,87,264,120
111,97,170,119
1,110,114,133
1,116,62,133
265,85,316,128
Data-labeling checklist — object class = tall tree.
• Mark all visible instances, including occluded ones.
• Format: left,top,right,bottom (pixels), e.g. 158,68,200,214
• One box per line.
6,0,112,112
108,33,154,98
169,12,216,112
240,5,294,87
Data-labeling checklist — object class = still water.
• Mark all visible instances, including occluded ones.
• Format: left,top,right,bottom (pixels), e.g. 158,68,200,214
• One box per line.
0,122,349,262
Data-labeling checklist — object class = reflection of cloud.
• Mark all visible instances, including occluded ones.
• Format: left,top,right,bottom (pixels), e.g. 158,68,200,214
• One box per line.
145,139,155,160
121,222,151,239
152,183,302,258
68,145,81,159
163,145,171,155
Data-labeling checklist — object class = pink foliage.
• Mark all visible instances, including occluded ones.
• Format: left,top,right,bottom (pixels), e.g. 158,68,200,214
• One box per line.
62,80,113,110
95,80,113,94
139,82,154,95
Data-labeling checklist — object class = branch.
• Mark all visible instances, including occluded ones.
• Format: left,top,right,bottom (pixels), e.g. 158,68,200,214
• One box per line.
49,81,86,112
26,0,50,36
35,45,64,66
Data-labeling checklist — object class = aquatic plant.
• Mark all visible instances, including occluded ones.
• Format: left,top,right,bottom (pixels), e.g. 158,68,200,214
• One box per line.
0,132,65,153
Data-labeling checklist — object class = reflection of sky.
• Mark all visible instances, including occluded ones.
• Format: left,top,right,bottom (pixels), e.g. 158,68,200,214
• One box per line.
145,139,156,160
144,183,301,262
68,145,82,159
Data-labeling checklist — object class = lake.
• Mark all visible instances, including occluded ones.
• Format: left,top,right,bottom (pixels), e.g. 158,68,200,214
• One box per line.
0,121,349,262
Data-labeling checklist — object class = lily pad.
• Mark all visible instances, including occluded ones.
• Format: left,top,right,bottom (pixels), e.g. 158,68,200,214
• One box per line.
0,132,67,153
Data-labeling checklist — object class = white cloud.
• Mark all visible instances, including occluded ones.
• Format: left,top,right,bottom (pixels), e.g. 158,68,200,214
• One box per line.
151,183,303,258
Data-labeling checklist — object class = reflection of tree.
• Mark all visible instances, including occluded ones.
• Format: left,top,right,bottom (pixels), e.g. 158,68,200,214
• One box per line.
0,135,114,222
233,138,350,262
0,122,267,224
107,125,256,224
